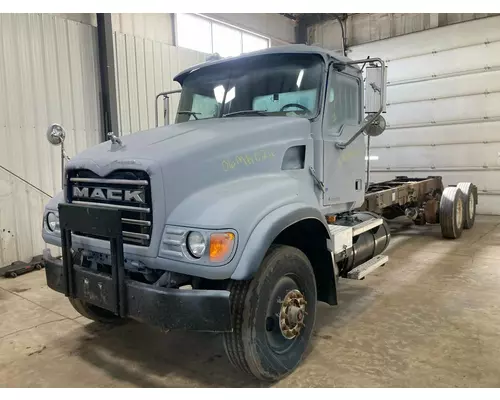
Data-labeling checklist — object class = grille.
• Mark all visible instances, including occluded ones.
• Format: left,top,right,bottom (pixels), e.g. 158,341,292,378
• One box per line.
68,169,153,246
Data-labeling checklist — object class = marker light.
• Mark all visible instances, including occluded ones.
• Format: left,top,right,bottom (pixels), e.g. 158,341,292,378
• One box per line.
209,232,235,262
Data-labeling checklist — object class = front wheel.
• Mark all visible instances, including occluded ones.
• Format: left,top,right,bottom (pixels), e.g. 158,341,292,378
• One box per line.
223,245,317,381
69,298,127,325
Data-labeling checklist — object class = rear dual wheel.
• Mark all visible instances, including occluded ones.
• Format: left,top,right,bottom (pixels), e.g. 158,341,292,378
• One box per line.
223,245,317,381
440,183,477,239
440,186,464,239
457,182,476,230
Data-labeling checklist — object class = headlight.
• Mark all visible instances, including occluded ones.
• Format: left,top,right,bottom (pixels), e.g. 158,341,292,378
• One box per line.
187,231,206,258
161,226,237,265
46,212,59,232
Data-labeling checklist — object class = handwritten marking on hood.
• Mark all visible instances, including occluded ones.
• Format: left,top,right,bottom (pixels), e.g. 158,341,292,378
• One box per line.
222,150,276,172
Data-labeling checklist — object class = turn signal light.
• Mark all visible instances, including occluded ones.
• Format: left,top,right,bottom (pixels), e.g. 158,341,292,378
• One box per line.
326,215,336,224
209,232,235,262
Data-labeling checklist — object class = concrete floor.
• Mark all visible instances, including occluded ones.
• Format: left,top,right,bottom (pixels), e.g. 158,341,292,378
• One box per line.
2,215,500,387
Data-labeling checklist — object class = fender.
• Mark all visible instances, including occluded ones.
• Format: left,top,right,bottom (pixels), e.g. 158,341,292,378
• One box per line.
231,202,331,280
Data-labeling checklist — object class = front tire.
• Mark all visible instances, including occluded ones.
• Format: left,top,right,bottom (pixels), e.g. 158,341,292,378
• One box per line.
69,298,126,325
223,245,317,381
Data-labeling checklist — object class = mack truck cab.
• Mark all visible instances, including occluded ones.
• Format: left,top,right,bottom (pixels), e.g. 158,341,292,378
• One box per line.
42,44,393,381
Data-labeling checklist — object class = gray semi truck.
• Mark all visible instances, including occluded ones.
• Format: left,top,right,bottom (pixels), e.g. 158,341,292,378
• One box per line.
41,45,477,382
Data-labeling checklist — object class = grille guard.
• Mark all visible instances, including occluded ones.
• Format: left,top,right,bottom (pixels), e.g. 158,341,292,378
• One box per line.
51,203,232,331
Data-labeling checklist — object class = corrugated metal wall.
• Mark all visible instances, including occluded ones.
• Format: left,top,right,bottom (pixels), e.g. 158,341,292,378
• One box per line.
0,14,102,266
308,13,498,51
347,16,500,214
112,14,175,45
114,32,206,134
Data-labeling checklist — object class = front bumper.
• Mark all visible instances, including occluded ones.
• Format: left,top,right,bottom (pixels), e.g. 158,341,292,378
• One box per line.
44,203,232,332
44,250,232,332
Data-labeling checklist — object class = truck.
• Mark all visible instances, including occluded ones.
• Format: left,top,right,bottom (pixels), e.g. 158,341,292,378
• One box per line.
41,44,477,382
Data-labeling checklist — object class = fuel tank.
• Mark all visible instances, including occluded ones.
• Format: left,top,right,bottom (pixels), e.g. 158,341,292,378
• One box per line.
333,212,391,276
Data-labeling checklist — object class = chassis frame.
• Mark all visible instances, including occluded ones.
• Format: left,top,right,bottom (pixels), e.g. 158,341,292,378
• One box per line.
360,176,477,224
44,176,476,330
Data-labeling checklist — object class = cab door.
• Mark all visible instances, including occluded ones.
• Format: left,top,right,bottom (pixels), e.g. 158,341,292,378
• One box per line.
322,65,365,211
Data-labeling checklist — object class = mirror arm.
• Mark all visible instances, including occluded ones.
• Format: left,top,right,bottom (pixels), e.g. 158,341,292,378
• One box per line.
335,109,383,150
60,143,67,201
335,58,386,150
155,89,182,127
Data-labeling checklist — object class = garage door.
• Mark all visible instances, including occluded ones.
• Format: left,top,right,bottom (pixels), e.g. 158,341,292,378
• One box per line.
348,15,500,215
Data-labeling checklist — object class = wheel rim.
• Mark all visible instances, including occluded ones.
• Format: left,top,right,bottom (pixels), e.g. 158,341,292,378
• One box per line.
456,197,463,228
469,193,475,219
279,289,307,339
265,275,307,354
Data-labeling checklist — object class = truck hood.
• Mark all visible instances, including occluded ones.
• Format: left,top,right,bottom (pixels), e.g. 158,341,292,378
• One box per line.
65,116,313,239
68,117,311,173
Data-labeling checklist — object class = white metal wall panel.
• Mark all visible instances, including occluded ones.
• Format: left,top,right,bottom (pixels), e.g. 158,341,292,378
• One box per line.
114,33,206,135
349,16,500,214
0,14,101,266
387,41,500,84
112,13,174,45
388,69,500,105
349,16,500,60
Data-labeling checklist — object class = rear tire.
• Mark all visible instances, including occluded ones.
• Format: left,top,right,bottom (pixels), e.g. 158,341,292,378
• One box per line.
223,245,317,381
457,182,476,229
69,298,126,325
440,186,464,239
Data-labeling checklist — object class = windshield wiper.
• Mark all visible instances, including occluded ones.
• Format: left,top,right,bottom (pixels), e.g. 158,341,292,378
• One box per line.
222,110,269,118
177,111,201,120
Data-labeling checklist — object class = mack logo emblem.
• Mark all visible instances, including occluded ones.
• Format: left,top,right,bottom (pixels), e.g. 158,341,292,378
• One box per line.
73,187,145,203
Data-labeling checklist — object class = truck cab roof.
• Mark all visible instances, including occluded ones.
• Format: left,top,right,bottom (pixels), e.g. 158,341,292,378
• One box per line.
173,44,356,85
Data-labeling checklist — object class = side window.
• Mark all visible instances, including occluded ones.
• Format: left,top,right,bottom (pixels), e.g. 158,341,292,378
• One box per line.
325,72,361,133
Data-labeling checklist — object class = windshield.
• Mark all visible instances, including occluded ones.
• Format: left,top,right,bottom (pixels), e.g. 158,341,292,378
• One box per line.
175,54,324,123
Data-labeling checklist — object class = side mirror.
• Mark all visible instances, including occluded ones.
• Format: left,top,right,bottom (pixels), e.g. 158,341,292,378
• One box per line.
46,123,69,197
364,115,386,137
46,123,66,146
364,65,387,114
335,57,386,150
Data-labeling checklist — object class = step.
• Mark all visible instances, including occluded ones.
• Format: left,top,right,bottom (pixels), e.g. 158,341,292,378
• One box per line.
346,254,389,280
352,218,383,236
